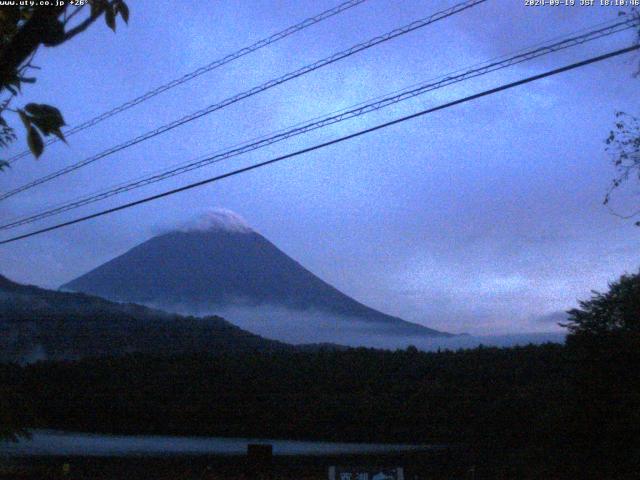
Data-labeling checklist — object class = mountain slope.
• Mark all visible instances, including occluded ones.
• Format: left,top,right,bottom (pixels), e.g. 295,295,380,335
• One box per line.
0,275,288,363
62,213,450,339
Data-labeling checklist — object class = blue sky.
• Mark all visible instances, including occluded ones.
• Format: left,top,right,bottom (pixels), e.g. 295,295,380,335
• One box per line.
0,0,639,334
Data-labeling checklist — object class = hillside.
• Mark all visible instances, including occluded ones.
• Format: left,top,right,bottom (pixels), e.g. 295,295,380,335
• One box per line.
0,275,288,363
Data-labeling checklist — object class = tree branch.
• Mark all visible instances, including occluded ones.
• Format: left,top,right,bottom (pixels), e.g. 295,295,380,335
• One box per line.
0,6,65,85
58,3,110,44
63,4,86,27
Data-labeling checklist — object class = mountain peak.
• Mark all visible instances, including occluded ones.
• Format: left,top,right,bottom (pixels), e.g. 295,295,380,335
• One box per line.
177,208,254,234
63,214,452,343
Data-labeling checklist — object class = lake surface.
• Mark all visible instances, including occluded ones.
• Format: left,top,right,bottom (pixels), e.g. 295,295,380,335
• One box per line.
0,430,433,457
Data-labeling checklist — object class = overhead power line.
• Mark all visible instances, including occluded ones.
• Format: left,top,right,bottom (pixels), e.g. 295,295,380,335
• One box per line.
1,44,637,246
6,0,370,165
0,17,636,232
0,0,487,201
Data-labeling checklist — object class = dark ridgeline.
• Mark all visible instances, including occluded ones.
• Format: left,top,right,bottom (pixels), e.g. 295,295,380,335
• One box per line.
62,222,450,338
0,274,288,363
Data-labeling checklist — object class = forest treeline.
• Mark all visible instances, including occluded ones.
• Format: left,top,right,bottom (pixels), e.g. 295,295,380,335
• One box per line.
1,270,639,478
2,344,566,443
1,338,638,478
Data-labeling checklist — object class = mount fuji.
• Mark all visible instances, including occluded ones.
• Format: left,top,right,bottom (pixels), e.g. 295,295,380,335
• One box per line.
62,210,452,345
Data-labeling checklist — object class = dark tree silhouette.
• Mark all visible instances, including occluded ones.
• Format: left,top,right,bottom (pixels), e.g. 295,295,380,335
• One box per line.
0,0,129,441
604,112,640,224
603,8,640,222
564,270,640,335
0,0,129,166
562,271,640,478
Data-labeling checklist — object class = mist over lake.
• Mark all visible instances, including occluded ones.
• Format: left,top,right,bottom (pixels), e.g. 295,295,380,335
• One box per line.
0,430,434,457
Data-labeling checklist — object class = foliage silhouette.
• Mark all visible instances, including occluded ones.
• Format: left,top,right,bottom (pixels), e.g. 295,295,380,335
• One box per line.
0,0,129,165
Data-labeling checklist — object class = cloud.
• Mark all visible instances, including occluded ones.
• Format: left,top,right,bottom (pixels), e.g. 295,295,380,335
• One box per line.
177,208,254,234
534,311,569,325
137,301,565,351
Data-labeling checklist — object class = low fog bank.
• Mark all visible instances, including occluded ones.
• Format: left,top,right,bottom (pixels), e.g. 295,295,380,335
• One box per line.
0,299,567,364
145,302,566,351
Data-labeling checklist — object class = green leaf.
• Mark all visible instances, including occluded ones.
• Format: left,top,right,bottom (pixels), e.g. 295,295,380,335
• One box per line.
17,109,30,129
51,128,67,143
25,103,63,118
24,103,66,136
116,0,129,23
18,76,36,84
89,3,97,16
27,126,44,158
105,4,116,31
89,0,103,17
24,103,42,115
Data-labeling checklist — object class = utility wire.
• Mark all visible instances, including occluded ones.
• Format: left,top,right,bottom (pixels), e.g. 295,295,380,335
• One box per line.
1,17,636,231
6,0,370,165
1,17,634,228
0,0,487,201
1,44,637,246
